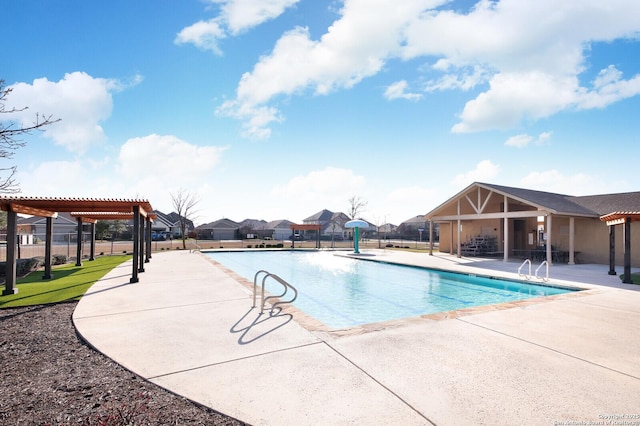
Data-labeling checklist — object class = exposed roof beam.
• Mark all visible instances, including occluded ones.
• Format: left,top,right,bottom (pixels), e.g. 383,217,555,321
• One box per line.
6,203,58,218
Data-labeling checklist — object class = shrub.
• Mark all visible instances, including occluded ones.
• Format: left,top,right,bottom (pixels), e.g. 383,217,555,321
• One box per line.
247,245,252,248
276,243,284,248
53,254,68,265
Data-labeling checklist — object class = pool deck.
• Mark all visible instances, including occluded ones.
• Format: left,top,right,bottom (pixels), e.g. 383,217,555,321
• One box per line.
73,249,640,425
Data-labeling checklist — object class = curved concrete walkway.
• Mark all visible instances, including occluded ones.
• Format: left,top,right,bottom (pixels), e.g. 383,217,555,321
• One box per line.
73,250,640,425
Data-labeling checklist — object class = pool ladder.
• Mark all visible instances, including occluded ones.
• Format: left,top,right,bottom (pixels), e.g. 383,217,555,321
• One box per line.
253,270,298,314
518,259,549,282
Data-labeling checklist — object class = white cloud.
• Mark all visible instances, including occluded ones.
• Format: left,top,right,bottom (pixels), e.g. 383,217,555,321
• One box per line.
221,0,433,136
384,80,422,101
576,65,640,109
215,0,640,137
117,134,227,184
505,131,552,148
221,0,301,34
518,170,604,195
504,134,533,148
451,160,500,187
5,72,130,154
175,19,226,54
272,166,366,205
175,0,300,54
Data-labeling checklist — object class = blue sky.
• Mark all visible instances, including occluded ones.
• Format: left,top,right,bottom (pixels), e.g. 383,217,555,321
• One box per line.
3,0,640,226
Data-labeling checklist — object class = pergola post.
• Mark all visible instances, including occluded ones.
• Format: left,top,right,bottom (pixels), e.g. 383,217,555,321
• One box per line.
89,222,96,261
3,210,18,295
138,209,145,273
130,205,140,283
43,216,54,279
608,224,616,275
623,218,631,284
75,216,83,266
145,216,152,262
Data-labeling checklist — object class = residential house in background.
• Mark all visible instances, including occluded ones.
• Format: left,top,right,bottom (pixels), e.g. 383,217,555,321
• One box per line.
17,212,81,243
153,210,195,239
238,219,268,239
195,218,240,240
303,209,351,239
263,219,296,240
396,214,436,242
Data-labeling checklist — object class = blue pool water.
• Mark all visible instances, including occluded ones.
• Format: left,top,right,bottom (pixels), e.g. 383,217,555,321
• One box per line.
206,251,576,329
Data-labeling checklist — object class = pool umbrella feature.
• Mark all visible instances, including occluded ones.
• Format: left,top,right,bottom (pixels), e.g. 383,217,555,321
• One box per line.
345,219,369,253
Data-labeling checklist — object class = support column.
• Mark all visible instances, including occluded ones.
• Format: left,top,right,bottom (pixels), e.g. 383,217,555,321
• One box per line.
568,217,575,265
546,214,553,266
608,225,616,275
3,210,18,295
456,200,461,258
89,222,96,261
138,212,145,273
429,219,433,256
130,206,140,283
75,217,82,266
503,195,509,262
145,217,151,263
623,218,631,284
43,217,53,279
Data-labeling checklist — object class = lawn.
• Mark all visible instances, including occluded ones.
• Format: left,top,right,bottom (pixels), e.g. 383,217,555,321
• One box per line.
621,272,640,285
0,255,131,308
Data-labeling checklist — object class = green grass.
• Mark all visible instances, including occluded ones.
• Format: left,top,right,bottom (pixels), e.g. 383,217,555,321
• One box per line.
620,272,640,285
0,255,131,308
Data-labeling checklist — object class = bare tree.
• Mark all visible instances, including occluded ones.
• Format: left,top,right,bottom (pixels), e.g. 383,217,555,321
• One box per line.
170,189,199,249
347,195,368,220
0,79,59,193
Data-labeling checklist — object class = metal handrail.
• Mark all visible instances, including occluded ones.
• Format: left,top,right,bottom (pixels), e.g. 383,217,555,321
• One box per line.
535,260,549,282
253,270,298,314
518,259,531,280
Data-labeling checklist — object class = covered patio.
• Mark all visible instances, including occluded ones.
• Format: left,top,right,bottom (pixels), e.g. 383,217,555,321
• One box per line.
1,196,155,295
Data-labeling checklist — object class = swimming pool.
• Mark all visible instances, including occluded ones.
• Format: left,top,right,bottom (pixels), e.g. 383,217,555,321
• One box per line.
206,251,577,329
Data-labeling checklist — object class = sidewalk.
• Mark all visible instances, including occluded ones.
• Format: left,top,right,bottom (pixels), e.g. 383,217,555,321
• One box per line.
73,250,640,425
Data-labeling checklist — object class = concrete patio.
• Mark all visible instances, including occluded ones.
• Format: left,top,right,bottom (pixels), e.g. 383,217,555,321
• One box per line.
73,249,640,425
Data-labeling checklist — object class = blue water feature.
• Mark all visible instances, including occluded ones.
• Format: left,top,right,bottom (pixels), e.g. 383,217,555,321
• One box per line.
205,251,577,329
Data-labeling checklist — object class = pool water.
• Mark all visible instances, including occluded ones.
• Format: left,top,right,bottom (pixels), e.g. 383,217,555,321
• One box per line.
206,251,576,329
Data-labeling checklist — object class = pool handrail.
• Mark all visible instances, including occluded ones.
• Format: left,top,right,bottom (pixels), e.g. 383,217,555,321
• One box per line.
535,260,549,282
518,259,532,280
253,270,298,314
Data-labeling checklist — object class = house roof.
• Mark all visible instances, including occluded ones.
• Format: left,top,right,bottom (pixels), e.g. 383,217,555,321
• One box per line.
426,182,640,220
197,218,239,230
304,209,335,222
264,219,295,229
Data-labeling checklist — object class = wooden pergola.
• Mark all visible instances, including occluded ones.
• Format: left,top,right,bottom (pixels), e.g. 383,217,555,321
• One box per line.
600,211,640,284
1,196,155,295
290,224,322,248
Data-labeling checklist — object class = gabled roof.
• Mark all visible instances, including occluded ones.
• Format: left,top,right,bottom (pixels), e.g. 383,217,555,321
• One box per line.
427,182,640,219
477,182,597,216
304,209,335,222
264,219,295,229
401,214,428,225
197,218,239,230
238,219,267,229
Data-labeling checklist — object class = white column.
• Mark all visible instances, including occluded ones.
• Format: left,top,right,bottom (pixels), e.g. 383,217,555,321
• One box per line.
546,214,553,266
457,200,461,258
503,195,509,261
569,217,575,265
